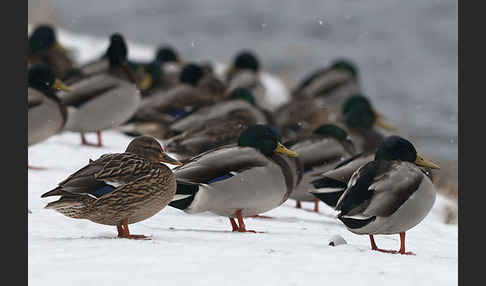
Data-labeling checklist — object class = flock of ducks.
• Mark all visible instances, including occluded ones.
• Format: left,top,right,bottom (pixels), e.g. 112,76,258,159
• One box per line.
28,24,440,255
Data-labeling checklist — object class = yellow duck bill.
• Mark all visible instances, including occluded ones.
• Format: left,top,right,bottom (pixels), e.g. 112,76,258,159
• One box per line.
415,155,440,169
53,79,72,92
275,142,299,157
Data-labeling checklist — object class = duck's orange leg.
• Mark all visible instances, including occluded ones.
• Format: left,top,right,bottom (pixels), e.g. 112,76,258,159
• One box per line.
81,132,103,147
369,235,397,254
313,198,319,213
117,219,150,240
235,210,257,233
296,200,302,208
398,232,416,255
229,218,239,232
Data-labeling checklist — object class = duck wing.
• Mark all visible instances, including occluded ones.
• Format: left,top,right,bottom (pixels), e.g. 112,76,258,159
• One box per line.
336,161,424,217
41,153,155,198
173,146,269,184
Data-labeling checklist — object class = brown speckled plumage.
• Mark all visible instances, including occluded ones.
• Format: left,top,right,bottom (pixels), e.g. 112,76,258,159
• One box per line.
42,136,178,230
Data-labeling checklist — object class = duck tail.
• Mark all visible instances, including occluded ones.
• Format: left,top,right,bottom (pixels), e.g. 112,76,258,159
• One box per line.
41,187,65,198
169,180,200,211
44,199,83,210
310,176,347,208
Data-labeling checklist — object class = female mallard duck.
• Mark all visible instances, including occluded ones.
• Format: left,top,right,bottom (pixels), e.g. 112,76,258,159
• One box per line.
330,136,439,254
28,64,71,169
41,136,182,240
285,124,357,212
169,124,301,232
59,33,143,147
28,24,75,81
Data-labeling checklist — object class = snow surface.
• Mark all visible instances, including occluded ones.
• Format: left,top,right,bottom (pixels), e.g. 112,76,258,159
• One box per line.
29,131,457,286
28,29,457,286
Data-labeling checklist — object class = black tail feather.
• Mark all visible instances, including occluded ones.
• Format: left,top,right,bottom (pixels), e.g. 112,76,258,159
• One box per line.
312,190,345,208
338,216,376,229
310,176,347,207
169,181,199,210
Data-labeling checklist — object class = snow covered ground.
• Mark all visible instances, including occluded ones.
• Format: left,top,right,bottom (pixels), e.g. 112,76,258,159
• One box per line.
29,131,458,286
28,27,457,286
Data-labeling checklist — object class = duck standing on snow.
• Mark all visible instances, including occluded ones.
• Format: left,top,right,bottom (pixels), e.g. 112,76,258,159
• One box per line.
164,88,269,160
59,33,143,147
169,124,301,232
330,136,439,254
285,124,357,212
28,25,76,81
28,64,71,169
41,136,182,240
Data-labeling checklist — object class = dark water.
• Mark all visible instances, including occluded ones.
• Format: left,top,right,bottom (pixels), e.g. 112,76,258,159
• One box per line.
29,0,458,172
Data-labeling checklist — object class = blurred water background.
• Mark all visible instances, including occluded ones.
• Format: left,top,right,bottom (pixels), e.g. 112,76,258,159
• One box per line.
28,0,458,178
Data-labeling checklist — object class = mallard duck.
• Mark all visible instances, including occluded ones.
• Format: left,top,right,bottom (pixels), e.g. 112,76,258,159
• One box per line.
60,33,143,147
337,94,396,153
224,50,272,111
164,89,267,160
169,124,301,232
130,63,226,133
28,64,71,146
292,59,361,104
328,136,439,254
28,64,71,169
284,124,357,212
28,25,76,81
41,136,182,240
134,46,184,95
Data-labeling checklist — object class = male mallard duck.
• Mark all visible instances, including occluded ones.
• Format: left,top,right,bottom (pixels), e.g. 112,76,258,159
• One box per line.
164,89,266,160
28,64,71,169
329,136,439,254
28,64,71,146
41,136,182,240
169,124,301,232
28,24,75,81
134,46,184,95
284,124,357,212
60,33,143,147
337,94,396,153
224,50,271,111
